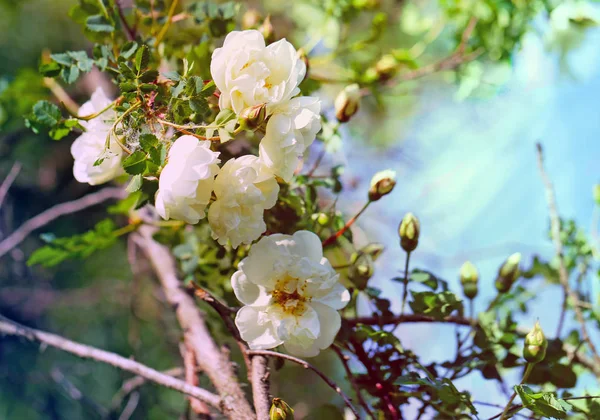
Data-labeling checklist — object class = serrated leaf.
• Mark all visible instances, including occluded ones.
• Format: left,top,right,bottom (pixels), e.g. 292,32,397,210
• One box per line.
139,134,159,151
50,53,73,66
32,100,62,126
39,62,61,78
514,386,572,419
122,150,147,175
409,291,463,320
135,45,150,73
162,71,180,81
138,70,159,83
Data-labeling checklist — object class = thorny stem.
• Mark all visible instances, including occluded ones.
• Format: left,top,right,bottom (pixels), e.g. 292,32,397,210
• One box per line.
106,101,141,154
155,118,223,141
74,97,122,121
322,201,372,247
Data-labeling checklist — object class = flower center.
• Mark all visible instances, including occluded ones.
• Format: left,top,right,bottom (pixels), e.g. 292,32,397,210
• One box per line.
271,276,308,316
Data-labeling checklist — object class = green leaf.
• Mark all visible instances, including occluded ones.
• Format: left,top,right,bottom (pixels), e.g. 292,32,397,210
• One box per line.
86,14,115,32
162,71,181,81
108,192,142,215
409,291,463,320
122,150,148,175
31,101,61,126
126,174,143,193
27,219,118,267
120,41,139,59
135,45,150,73
514,386,572,419
139,134,159,151
39,62,61,78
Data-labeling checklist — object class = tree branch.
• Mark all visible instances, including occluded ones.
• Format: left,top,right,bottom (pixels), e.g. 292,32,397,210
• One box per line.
133,225,255,419
0,316,221,409
536,143,600,366
246,349,360,418
251,356,271,420
111,367,184,411
0,162,22,208
0,187,126,259
331,344,373,418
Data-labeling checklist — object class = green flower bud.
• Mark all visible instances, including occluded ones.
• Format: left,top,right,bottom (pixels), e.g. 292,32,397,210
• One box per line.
523,321,547,364
494,252,521,293
360,242,385,261
368,169,396,201
334,84,361,123
349,252,374,290
311,212,329,226
242,9,262,29
375,54,398,81
239,103,267,129
459,261,479,300
270,398,294,420
398,212,420,253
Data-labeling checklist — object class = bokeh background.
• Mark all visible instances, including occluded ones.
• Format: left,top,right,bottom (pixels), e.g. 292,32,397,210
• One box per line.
1,0,600,418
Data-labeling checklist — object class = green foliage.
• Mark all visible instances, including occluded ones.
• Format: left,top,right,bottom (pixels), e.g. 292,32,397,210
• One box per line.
409,291,463,320
514,385,572,419
188,1,239,37
40,51,94,83
24,100,84,140
27,219,119,267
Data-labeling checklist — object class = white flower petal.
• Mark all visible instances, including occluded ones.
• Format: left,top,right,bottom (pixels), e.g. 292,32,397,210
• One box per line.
313,282,351,310
235,306,283,349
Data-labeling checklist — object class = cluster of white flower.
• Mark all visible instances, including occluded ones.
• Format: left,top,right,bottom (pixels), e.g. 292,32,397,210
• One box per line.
70,31,347,356
71,30,320,248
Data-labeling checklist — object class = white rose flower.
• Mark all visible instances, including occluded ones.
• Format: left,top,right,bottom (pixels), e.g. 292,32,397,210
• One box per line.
70,88,122,185
233,231,350,357
259,96,321,182
210,30,306,115
208,155,279,248
155,135,220,224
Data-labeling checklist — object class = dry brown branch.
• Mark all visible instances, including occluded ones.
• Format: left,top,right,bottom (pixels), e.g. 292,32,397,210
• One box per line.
133,225,255,419
0,162,22,208
247,349,360,418
0,187,126,259
331,344,373,418
181,342,212,416
0,316,221,409
251,356,271,420
536,143,600,367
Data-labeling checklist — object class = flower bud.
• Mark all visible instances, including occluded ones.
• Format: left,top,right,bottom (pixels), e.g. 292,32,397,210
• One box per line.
260,15,275,44
361,242,385,261
242,9,262,29
459,261,479,300
334,84,361,123
398,212,420,253
375,54,398,81
270,398,294,420
239,103,267,129
311,212,329,226
297,48,310,76
523,321,547,364
494,252,521,293
349,252,374,290
368,169,396,201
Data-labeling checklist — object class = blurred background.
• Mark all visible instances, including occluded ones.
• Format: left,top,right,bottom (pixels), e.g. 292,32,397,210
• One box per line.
1,0,600,418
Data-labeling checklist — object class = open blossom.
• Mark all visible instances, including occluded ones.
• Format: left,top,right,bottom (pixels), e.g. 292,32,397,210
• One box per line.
208,155,279,248
155,135,220,224
259,96,321,182
210,30,306,115
233,231,350,357
71,88,122,185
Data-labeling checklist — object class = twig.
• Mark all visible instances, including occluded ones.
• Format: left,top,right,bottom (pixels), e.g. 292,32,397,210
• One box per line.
488,395,600,420
118,391,140,420
43,77,80,116
111,367,184,411
0,316,221,409
114,0,137,41
536,143,600,365
322,201,371,247
182,342,211,416
331,344,373,418
400,251,411,315
251,356,271,420
247,349,360,418
0,187,126,259
134,225,255,419
0,162,22,209
155,0,180,46
500,363,533,419
50,367,109,416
